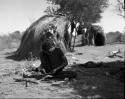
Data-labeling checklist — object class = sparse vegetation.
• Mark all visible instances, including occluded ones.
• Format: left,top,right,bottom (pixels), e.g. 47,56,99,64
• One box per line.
106,31,125,44
0,31,22,50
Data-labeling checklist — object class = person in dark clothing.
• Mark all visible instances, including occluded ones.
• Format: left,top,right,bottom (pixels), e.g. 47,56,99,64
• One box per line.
71,21,76,33
33,31,77,80
39,39,68,78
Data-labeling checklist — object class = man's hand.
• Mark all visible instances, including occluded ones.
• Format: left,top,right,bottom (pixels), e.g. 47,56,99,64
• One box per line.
52,65,65,74
40,68,46,74
52,68,57,74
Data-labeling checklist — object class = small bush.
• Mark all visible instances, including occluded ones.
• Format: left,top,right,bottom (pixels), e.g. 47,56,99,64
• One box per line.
106,31,124,44
121,33,125,43
0,31,22,50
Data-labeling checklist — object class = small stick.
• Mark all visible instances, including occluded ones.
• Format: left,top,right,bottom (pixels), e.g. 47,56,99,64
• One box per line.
13,78,39,84
25,80,28,87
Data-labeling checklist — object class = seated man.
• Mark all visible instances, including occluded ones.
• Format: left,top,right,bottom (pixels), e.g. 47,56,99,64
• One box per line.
39,38,68,78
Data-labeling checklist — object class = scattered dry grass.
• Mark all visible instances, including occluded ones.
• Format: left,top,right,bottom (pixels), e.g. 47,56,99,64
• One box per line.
0,43,124,98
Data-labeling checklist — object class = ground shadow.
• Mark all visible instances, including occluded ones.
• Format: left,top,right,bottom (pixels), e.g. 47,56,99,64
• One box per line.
68,60,124,99
5,52,20,61
5,51,35,61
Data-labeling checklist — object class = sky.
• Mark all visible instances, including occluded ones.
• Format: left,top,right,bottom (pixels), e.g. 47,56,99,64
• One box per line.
0,0,49,35
0,0,124,35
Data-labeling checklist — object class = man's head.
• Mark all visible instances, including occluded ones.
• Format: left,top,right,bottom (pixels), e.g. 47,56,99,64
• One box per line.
42,39,56,52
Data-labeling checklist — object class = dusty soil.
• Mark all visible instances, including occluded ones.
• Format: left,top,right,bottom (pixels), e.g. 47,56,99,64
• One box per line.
0,44,124,98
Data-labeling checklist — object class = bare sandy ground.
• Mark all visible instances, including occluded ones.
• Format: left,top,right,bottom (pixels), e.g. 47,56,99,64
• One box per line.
0,44,124,98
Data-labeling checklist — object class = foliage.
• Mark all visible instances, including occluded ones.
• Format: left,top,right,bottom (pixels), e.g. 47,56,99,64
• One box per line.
116,0,125,18
45,0,108,24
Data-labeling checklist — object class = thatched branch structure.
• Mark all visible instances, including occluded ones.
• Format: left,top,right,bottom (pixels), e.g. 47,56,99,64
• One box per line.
13,15,69,60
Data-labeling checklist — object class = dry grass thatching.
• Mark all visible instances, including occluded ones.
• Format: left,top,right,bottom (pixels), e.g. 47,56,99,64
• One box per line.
81,25,106,46
13,15,69,60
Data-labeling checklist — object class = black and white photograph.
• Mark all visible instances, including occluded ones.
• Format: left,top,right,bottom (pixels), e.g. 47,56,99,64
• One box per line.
0,0,124,98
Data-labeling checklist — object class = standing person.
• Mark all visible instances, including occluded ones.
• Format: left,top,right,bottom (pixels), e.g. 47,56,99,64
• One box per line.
39,38,68,78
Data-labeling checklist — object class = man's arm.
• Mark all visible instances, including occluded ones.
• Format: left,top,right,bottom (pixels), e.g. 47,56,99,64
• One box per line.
61,55,68,67
59,48,68,67
39,52,47,73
